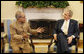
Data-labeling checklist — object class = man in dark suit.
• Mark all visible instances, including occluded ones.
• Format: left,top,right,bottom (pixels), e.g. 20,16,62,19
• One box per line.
53,10,80,53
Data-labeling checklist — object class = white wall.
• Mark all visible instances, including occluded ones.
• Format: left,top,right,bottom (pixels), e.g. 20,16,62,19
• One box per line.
1,1,83,23
68,1,83,23
24,8,64,20
1,1,19,20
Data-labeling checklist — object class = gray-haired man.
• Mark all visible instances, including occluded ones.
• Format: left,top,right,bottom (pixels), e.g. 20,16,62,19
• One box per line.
53,10,80,53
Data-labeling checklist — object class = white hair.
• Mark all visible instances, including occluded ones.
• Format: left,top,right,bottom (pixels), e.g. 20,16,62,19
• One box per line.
63,9,73,17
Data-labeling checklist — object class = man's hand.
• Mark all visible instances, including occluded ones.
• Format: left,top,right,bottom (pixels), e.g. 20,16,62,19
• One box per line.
67,36,73,44
14,35,23,40
53,34,57,41
22,33,29,38
36,27,44,33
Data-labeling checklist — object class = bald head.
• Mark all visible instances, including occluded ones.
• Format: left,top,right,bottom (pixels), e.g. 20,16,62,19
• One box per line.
15,11,26,23
15,11,25,19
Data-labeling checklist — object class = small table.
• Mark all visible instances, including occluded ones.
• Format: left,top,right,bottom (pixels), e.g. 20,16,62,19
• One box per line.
31,39,54,53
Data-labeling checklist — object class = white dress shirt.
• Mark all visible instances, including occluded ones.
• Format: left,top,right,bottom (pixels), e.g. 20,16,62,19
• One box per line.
61,19,75,38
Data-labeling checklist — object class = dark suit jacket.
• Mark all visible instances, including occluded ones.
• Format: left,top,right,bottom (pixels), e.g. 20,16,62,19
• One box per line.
53,19,80,45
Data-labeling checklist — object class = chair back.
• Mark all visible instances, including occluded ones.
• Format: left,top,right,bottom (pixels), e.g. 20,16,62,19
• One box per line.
6,19,16,43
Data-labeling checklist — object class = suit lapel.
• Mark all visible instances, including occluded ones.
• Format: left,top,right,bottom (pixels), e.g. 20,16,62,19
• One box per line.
68,19,73,34
60,19,64,29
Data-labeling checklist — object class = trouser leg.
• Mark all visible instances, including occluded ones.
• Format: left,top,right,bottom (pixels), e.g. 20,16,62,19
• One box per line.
67,47,72,53
57,33,69,53
12,45,22,53
22,44,31,53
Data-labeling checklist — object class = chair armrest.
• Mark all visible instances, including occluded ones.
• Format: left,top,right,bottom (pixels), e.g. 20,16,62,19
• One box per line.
75,35,80,53
48,37,54,53
29,35,34,46
75,36,80,40
29,35,35,53
1,33,7,38
4,43,9,53
48,37,54,47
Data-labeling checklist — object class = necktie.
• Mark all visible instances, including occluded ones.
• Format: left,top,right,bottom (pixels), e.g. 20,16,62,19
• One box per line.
63,20,68,35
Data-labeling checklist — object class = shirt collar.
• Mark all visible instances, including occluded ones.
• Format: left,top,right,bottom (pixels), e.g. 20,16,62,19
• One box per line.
64,19,70,22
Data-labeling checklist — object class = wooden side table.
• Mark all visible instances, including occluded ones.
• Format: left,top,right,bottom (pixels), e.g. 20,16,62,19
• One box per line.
31,39,54,53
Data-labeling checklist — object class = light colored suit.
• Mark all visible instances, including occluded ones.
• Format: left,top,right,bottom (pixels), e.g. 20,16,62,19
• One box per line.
10,21,37,53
